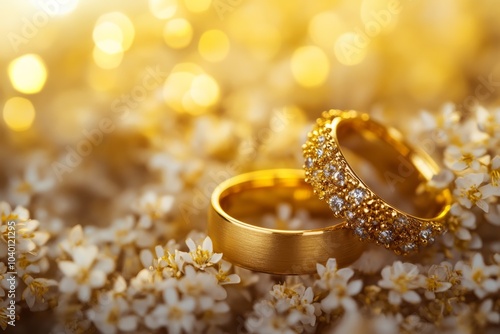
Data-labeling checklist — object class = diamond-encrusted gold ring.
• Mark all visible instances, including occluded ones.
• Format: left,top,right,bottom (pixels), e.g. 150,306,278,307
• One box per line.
303,110,452,255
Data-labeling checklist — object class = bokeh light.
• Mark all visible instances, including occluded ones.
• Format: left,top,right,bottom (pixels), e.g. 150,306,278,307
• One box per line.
163,18,193,49
149,0,178,19
93,46,124,69
163,63,220,115
190,74,220,107
3,97,36,131
334,32,368,66
93,12,135,55
290,46,329,87
308,12,345,48
93,21,124,54
198,30,230,62
8,54,48,94
184,0,211,13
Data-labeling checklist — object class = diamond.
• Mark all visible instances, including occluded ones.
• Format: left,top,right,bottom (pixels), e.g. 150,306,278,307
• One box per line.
316,148,323,157
318,136,325,144
345,211,355,221
394,216,408,228
323,164,336,177
329,196,345,213
305,157,314,168
332,171,345,186
401,243,416,253
349,188,367,205
420,229,432,240
378,230,393,244
354,226,366,239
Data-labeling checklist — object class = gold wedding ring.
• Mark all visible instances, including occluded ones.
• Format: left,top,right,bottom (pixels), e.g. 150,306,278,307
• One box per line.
208,169,366,275
303,110,452,255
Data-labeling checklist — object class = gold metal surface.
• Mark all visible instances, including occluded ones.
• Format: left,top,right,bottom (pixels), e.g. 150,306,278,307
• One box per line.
208,169,366,275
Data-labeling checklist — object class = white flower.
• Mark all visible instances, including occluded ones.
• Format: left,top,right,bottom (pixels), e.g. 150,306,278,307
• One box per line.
134,191,174,227
418,264,453,299
87,277,138,334
269,283,318,327
58,245,115,302
475,299,500,326
444,204,476,242
144,288,196,333
454,173,500,212
458,253,498,298
178,265,227,310
245,300,298,334
486,204,500,225
16,219,50,254
378,261,421,305
206,260,241,285
7,162,55,206
262,203,310,230
316,258,362,312
0,263,8,298
183,236,222,270
22,275,58,311
444,145,489,171
59,224,87,256
140,243,185,279
489,155,500,187
428,169,455,190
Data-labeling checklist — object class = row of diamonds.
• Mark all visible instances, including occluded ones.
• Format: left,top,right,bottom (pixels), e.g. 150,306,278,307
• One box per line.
303,115,441,255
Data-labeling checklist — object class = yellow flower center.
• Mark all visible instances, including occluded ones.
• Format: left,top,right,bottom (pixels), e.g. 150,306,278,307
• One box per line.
16,181,32,193
460,153,475,167
447,216,460,232
463,186,481,204
490,169,500,187
192,246,211,265
30,280,49,298
472,270,484,284
426,276,442,292
394,275,410,293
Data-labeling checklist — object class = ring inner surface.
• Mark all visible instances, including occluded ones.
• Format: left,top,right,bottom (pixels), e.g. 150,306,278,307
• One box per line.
219,177,342,230
336,118,445,218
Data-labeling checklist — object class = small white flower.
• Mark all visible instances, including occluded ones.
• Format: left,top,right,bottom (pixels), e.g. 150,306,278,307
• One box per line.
444,145,489,171
315,258,362,312
454,173,500,212
444,204,476,242
475,299,500,326
246,300,298,334
206,260,241,285
58,245,115,302
178,265,227,309
144,288,196,333
134,191,174,227
22,275,58,311
183,236,222,270
87,277,138,334
428,169,455,190
378,261,421,305
486,204,500,225
418,264,453,299
458,253,498,298
489,155,500,187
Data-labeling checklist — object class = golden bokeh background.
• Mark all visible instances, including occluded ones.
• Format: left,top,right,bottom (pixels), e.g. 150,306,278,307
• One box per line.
1,0,499,227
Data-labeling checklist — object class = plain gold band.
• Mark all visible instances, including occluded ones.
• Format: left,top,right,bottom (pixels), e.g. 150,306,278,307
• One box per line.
208,169,366,275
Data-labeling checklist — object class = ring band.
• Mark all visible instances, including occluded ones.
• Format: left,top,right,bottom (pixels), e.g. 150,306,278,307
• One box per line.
303,110,452,255
208,169,366,275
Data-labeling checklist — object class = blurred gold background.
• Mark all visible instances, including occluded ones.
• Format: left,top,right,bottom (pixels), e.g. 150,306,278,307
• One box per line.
1,0,499,229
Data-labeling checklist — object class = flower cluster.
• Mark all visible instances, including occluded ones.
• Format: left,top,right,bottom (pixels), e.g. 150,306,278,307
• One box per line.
53,224,240,333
